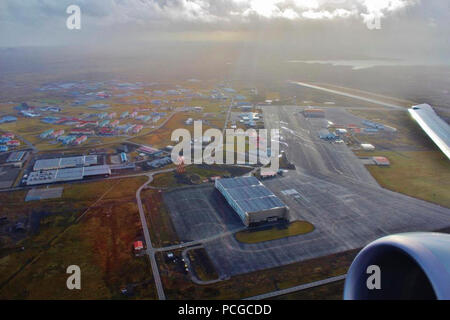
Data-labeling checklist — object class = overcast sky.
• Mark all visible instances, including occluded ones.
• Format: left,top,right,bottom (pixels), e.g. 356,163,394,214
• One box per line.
0,0,448,61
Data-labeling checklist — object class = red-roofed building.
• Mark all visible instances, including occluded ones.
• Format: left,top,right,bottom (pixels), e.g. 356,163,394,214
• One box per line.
98,128,114,136
77,120,98,127
373,156,390,166
2,132,15,139
134,241,144,251
132,125,144,134
74,135,87,145
6,140,20,147
260,170,277,179
51,129,65,138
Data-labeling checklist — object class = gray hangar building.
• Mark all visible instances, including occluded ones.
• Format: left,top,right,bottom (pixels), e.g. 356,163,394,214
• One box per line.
215,176,289,226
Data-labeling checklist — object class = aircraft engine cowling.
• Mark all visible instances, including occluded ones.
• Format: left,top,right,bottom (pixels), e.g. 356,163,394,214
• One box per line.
343,232,450,300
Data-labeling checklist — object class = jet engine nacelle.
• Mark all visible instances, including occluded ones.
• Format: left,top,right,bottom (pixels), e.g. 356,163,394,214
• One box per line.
344,232,450,300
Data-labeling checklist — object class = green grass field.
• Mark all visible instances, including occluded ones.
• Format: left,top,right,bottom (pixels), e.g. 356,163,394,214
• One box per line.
235,221,315,244
357,150,450,208
348,108,450,208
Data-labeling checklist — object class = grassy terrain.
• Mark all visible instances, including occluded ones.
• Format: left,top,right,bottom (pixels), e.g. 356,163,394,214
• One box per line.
157,248,358,300
150,164,252,189
350,109,436,151
130,104,227,149
187,248,219,282
273,280,345,300
141,188,179,248
131,112,195,148
235,221,314,244
348,108,449,208
357,150,450,208
0,176,157,299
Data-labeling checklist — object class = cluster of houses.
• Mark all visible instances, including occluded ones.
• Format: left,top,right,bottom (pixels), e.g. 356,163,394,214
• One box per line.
40,128,88,145
0,133,21,152
37,109,167,145
238,112,261,127
120,110,164,123
15,103,62,118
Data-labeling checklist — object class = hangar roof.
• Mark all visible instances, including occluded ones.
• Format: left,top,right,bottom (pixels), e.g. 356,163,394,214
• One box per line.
216,176,287,214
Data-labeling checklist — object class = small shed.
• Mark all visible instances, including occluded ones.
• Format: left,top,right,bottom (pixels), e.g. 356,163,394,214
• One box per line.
133,241,144,251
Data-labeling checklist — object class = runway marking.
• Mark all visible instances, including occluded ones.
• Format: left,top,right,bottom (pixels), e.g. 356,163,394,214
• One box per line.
281,189,298,196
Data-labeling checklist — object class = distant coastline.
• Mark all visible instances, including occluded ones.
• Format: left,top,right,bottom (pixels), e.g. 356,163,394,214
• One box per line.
285,59,447,70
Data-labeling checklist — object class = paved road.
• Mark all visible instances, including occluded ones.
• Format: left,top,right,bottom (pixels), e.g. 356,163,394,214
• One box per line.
154,226,245,253
135,167,176,300
222,98,234,135
14,134,38,152
243,274,347,300
126,110,179,145
181,245,224,285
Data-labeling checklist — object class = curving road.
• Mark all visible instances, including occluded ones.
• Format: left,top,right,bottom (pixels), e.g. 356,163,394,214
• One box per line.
135,168,176,300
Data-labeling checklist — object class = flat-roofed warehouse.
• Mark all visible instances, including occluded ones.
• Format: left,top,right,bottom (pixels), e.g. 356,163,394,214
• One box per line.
215,176,289,226
26,165,111,185
302,108,325,118
33,155,98,171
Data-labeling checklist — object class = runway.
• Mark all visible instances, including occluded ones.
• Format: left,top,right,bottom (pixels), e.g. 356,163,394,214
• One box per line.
161,105,450,278
289,81,406,110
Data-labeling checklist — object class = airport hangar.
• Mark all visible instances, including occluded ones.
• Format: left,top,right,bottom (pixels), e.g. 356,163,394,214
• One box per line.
215,176,289,226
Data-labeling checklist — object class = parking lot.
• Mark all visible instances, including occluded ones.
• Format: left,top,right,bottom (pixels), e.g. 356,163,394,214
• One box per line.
163,185,245,242
0,166,21,188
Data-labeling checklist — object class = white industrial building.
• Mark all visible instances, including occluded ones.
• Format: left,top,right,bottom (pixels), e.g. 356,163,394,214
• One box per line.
361,143,375,151
33,155,98,171
26,165,111,185
408,104,450,160
215,176,289,226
